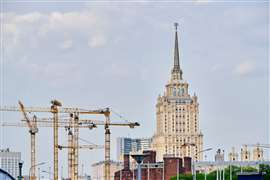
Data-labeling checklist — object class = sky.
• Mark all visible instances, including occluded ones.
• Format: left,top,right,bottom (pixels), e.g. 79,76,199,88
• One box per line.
0,0,269,178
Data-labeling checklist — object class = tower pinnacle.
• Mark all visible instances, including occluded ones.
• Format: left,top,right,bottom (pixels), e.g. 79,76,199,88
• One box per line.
171,22,183,80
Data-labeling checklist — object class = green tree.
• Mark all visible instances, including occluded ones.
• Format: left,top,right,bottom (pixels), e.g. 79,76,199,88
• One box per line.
170,165,262,180
259,164,270,180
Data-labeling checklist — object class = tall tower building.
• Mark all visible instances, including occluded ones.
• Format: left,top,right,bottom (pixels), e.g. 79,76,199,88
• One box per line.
152,23,203,161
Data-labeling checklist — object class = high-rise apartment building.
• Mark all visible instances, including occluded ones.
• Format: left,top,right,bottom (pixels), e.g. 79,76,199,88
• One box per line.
0,148,21,179
116,137,152,160
152,24,203,161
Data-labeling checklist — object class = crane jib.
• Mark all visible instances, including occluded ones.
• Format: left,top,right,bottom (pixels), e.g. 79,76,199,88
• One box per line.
0,106,110,114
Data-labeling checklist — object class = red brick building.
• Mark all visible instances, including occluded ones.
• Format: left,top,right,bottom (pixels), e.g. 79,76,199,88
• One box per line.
114,151,192,180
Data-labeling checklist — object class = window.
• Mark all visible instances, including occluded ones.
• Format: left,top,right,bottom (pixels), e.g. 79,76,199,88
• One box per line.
173,88,177,96
178,89,182,96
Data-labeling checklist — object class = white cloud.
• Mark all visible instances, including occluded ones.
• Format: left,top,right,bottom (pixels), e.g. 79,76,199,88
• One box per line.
234,61,256,76
3,11,107,49
38,11,102,36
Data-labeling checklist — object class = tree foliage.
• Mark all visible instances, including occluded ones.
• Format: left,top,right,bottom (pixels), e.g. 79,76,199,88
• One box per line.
170,165,270,180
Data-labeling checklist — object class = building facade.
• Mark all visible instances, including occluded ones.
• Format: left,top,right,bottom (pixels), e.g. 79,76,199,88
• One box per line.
0,148,21,179
252,145,264,161
241,145,251,161
117,137,152,161
214,149,225,162
228,147,239,161
152,24,203,161
114,150,192,180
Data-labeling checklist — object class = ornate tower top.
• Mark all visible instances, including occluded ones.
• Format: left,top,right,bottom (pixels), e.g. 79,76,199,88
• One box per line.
171,22,183,81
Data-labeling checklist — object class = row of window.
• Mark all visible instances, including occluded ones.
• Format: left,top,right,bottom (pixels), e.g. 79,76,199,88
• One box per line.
165,146,199,156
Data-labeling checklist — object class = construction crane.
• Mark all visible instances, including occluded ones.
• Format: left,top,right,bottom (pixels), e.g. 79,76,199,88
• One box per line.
58,142,104,180
1,119,97,180
27,115,140,180
18,101,38,180
58,144,104,150
72,115,139,180
61,113,102,180
244,143,270,149
21,111,140,180
0,100,110,180
1,121,100,180
1,122,95,128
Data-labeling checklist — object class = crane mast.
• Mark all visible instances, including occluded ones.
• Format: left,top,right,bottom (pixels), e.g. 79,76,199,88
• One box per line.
67,114,74,180
51,100,62,180
1,102,140,180
18,101,38,180
73,113,79,180
30,116,38,180
104,114,110,180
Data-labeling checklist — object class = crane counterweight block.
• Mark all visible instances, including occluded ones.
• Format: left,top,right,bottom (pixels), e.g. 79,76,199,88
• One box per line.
51,100,62,107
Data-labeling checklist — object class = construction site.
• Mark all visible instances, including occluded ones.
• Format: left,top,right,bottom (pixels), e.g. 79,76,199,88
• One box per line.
0,100,140,180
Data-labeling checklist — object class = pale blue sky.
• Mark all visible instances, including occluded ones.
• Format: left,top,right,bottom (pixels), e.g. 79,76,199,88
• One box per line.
0,0,269,177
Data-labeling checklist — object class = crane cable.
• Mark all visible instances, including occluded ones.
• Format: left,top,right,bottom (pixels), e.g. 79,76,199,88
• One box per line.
110,108,129,123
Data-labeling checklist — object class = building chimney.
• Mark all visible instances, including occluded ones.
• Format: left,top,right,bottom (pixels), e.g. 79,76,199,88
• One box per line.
123,154,130,170
143,150,156,163
183,157,192,173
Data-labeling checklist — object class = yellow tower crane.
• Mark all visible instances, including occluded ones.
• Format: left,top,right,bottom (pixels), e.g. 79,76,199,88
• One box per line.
29,109,140,180
18,101,38,180
58,143,104,180
1,119,98,180
28,115,140,180
244,143,270,149
0,100,110,180
73,117,140,180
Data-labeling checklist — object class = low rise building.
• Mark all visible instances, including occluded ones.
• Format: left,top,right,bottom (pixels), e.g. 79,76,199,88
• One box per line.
114,150,192,180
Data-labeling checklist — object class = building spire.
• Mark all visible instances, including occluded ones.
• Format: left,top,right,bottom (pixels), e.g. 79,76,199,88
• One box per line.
171,22,183,80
